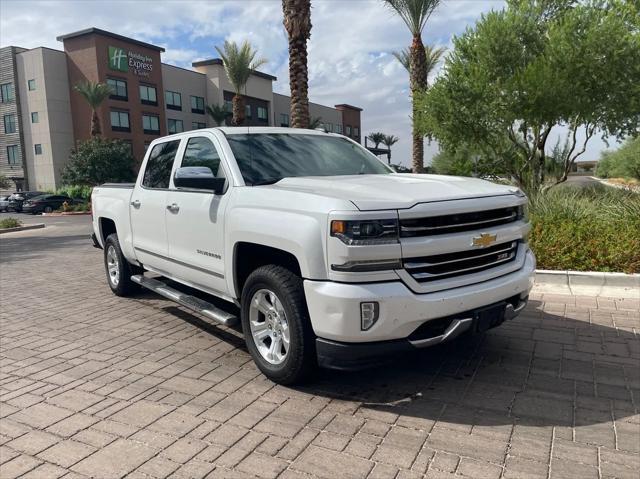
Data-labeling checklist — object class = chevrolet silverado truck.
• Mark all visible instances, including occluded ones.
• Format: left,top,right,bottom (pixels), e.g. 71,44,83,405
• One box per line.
91,127,535,384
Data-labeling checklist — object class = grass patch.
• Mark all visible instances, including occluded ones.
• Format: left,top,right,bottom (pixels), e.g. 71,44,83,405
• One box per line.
0,217,22,229
528,185,640,273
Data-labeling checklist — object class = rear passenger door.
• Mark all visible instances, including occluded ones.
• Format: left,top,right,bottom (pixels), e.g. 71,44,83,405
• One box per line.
165,134,231,297
131,139,181,272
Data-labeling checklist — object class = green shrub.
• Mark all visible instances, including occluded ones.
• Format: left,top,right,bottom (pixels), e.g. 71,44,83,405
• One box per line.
596,137,640,180
529,185,640,273
62,137,136,185
56,185,93,200
0,217,22,229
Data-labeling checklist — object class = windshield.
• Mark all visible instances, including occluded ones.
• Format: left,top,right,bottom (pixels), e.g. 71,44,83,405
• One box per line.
226,133,392,185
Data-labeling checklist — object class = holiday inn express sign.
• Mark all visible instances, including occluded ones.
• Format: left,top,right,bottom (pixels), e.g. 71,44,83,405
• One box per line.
108,46,153,77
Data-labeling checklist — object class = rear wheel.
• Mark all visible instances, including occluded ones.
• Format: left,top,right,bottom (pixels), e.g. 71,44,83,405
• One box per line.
104,233,141,297
241,265,316,385
44,205,53,213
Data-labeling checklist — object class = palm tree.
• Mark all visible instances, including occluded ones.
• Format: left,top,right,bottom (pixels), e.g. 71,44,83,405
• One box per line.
215,40,267,126
74,81,112,136
382,134,400,164
384,0,442,173
367,132,386,149
282,0,312,128
206,104,228,126
393,44,446,84
309,116,323,129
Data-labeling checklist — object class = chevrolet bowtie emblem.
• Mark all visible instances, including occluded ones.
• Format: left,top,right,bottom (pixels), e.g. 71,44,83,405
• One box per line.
472,233,497,247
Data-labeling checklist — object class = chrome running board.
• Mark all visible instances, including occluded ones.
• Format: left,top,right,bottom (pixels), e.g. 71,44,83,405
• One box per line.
131,275,238,327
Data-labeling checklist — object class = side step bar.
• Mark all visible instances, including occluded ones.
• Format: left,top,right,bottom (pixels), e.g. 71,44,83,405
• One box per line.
131,275,238,327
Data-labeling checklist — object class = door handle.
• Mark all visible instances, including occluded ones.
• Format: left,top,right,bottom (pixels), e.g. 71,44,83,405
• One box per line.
130,200,141,208
166,203,180,213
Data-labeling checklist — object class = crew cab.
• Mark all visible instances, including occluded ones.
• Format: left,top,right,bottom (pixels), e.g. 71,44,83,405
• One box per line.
92,127,535,384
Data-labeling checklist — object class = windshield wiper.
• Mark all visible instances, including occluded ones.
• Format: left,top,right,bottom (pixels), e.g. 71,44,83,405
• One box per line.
250,177,284,186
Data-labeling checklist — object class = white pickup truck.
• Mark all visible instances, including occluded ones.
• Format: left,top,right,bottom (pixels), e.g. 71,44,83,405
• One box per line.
92,127,535,384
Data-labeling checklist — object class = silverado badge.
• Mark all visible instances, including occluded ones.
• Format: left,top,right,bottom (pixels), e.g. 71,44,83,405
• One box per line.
472,233,497,247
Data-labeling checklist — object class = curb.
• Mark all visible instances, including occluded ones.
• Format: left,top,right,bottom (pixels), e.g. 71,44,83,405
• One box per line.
42,211,91,216
534,269,640,299
0,223,45,234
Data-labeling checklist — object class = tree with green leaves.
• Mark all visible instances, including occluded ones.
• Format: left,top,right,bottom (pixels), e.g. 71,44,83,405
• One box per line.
215,40,267,126
393,44,445,81
597,138,640,180
382,135,400,163
283,0,312,128
74,81,112,137
367,132,386,149
309,116,323,129
417,0,640,191
206,104,228,126
384,0,442,173
0,175,11,190
62,138,136,186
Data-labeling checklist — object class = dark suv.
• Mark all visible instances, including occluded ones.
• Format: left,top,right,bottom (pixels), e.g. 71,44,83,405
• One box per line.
22,194,73,214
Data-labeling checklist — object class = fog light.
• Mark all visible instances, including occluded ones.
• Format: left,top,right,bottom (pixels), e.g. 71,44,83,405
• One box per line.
360,302,379,331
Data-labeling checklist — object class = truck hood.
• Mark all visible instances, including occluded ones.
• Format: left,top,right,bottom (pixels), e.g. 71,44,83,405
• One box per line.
270,174,520,210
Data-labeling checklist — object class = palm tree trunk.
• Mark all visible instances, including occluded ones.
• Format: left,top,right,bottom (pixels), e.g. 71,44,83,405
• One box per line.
387,151,392,164
232,95,245,126
410,34,428,173
91,109,101,137
283,0,311,129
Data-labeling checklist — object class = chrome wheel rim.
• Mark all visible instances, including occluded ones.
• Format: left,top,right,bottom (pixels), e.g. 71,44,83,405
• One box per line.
249,289,290,365
106,245,120,287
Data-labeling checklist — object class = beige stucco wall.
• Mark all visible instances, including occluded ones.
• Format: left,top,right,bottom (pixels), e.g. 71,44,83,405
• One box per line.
16,47,74,190
161,63,208,131
272,93,341,131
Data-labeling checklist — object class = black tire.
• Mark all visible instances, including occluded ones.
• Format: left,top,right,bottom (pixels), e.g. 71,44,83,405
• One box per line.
44,206,53,213
104,233,141,297
240,265,316,385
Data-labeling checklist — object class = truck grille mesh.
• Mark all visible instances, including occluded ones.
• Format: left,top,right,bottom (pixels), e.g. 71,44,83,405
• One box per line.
404,241,519,283
400,206,520,237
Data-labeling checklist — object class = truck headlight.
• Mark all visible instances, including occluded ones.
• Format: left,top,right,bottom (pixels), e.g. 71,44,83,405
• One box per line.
517,204,528,222
331,219,399,245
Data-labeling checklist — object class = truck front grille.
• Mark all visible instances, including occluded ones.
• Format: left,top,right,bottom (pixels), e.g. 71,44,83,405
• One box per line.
400,206,520,237
404,241,519,283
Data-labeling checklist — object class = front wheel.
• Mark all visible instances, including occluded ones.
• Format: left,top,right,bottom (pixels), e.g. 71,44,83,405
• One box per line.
241,265,316,385
44,206,53,213
103,233,141,297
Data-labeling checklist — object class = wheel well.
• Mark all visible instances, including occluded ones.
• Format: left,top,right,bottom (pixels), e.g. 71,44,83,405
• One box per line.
99,217,117,244
234,242,302,297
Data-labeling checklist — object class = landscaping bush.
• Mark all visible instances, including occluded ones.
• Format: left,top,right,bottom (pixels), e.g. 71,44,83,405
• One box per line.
0,217,22,229
596,137,640,180
528,185,640,273
56,184,93,201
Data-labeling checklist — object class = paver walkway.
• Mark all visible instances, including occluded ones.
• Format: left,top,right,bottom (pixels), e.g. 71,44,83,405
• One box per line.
0,220,638,478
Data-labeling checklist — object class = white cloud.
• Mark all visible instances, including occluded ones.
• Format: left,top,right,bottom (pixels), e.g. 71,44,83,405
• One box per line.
0,0,611,166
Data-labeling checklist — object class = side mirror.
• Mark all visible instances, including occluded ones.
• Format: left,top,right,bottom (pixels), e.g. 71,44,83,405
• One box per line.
174,167,225,194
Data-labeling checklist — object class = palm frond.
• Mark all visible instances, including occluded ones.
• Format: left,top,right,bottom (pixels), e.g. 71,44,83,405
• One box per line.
215,40,267,95
74,81,112,109
384,0,441,35
382,135,400,148
392,49,411,71
367,132,386,148
393,44,446,76
206,104,229,126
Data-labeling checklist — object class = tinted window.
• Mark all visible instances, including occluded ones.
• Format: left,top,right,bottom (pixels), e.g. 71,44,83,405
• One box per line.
227,134,391,185
180,137,223,177
143,140,180,189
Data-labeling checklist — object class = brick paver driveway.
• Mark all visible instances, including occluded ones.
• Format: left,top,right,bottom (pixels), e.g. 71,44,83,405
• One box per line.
1,216,638,478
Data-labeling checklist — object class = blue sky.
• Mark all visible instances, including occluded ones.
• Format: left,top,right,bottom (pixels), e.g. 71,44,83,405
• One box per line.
0,0,617,166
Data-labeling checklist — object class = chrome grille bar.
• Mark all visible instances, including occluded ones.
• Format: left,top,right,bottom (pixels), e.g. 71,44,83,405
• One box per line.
404,242,517,269
410,252,516,279
401,213,517,233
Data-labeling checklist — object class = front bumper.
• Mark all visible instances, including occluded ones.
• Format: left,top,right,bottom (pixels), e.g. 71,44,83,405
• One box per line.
304,248,535,368
316,297,527,370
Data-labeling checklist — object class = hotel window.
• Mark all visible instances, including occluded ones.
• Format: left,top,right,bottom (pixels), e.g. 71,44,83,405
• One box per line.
165,91,181,110
168,119,184,134
1,83,14,102
3,114,16,134
345,125,352,136
140,85,157,106
110,110,130,132
245,104,252,118
335,124,343,134
257,106,268,121
107,78,127,100
354,127,359,137
192,121,206,130
280,113,289,127
143,114,160,135
28,79,36,91
224,100,233,112
34,144,42,155
190,95,205,114
31,112,39,123
7,145,20,165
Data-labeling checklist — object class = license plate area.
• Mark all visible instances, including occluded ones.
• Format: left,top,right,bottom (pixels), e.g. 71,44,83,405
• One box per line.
474,302,506,333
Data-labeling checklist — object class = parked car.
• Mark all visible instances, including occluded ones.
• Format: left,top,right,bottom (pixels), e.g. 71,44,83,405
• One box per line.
7,191,46,212
92,127,535,384
0,196,10,212
22,194,73,214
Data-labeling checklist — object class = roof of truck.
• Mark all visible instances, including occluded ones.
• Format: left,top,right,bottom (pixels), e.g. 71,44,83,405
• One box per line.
216,127,331,136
